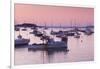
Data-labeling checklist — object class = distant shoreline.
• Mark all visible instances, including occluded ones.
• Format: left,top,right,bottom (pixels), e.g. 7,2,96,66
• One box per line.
15,23,94,28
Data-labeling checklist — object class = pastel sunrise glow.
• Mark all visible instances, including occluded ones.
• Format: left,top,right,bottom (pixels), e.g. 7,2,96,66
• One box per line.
15,4,94,26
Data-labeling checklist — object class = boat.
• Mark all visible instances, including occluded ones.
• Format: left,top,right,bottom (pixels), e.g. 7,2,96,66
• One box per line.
56,34,63,38
28,44,46,50
22,28,27,31
78,27,94,35
64,31,75,36
74,34,80,38
84,28,94,35
47,41,67,48
34,31,43,37
50,30,58,35
28,37,68,50
15,34,30,47
44,23,48,30
30,29,43,37
15,27,20,31
31,27,37,30
28,41,67,50
74,31,80,38
15,39,30,46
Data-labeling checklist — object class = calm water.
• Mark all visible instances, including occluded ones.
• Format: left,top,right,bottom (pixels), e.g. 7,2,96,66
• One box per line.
15,28,94,65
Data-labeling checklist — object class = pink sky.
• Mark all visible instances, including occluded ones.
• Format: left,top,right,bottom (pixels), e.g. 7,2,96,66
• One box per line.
15,4,94,26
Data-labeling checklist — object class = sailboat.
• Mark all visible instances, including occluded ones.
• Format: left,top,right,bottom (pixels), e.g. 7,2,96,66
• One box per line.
73,20,80,38
44,23,48,29
15,29,30,47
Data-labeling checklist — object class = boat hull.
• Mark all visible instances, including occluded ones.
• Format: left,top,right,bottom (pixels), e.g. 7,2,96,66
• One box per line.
28,42,68,50
15,39,30,47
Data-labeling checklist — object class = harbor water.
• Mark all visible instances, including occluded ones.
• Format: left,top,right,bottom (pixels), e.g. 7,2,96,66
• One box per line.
15,28,94,65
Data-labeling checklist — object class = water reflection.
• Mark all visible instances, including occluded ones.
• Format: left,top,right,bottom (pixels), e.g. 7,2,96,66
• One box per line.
28,47,68,55
28,47,69,64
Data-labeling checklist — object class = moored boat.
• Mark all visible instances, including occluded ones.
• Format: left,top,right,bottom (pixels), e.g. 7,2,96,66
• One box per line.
15,34,30,47
28,36,68,50
22,28,27,31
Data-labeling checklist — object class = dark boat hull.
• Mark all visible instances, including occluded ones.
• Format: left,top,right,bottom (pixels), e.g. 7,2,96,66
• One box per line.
15,39,30,48
28,42,68,50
